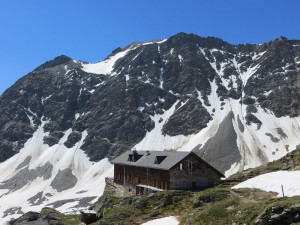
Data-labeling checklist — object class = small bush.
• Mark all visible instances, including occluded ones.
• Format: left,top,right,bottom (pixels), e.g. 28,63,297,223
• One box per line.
193,188,230,208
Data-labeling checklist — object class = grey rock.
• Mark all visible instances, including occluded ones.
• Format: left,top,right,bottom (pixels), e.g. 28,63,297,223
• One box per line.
195,112,242,173
237,115,244,133
64,130,82,148
265,133,280,143
46,196,96,208
256,204,300,225
50,169,77,192
10,207,67,225
43,131,64,147
245,113,262,127
76,190,88,194
276,128,288,139
162,98,212,136
16,156,31,170
246,104,258,113
28,192,47,206
3,207,23,218
0,162,53,192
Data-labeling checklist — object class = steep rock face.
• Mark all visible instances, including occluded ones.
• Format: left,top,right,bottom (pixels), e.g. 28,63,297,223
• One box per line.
0,33,300,168
244,38,300,118
195,112,242,173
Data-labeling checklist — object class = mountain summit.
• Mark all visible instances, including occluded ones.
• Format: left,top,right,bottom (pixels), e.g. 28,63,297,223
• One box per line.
0,32,299,222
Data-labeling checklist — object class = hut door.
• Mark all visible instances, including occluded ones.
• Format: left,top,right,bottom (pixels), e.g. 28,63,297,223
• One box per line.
192,182,196,190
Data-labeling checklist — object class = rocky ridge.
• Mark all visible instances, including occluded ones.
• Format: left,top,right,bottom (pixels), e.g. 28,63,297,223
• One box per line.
1,33,299,171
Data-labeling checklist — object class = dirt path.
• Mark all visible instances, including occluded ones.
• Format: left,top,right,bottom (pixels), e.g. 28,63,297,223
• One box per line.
230,188,277,203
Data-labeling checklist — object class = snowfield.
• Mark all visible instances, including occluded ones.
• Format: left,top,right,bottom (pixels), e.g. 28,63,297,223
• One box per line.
232,171,300,197
81,47,132,75
134,78,300,177
81,39,166,76
141,216,179,225
0,121,114,223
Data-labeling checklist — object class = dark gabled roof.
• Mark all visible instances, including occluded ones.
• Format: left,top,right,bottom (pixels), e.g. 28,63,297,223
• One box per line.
112,150,224,177
112,150,190,170
187,152,225,177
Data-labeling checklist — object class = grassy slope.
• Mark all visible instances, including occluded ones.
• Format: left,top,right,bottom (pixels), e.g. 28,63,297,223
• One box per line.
90,185,300,225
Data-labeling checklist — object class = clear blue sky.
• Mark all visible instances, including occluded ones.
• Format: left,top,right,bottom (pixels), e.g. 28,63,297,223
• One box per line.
1,0,300,94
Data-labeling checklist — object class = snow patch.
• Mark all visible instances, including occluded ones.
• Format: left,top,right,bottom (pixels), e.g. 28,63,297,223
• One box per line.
240,63,260,85
95,81,105,87
132,50,143,61
159,68,164,89
263,90,272,96
251,106,300,162
82,47,132,75
137,107,145,112
178,54,183,63
0,121,113,223
170,48,174,55
42,94,54,104
75,113,80,120
156,39,167,44
225,162,241,177
25,113,34,127
142,39,167,46
252,51,266,60
134,99,219,153
232,171,300,197
142,216,179,225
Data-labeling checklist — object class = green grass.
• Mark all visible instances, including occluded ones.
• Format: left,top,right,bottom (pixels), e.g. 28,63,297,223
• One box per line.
181,190,300,225
60,214,81,225
103,205,137,220
91,187,300,225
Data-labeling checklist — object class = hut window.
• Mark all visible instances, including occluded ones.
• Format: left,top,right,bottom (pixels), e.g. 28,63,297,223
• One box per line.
154,156,167,164
128,152,143,162
180,163,183,170
187,161,192,170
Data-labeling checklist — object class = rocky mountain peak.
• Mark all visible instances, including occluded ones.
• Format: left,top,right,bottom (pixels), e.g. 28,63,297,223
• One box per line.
34,55,73,71
0,32,299,169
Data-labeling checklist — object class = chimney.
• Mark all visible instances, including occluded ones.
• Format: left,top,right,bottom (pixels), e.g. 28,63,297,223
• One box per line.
132,148,137,156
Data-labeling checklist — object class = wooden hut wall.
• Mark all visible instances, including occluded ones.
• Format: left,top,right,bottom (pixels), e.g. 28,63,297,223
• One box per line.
114,164,170,190
169,154,221,190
